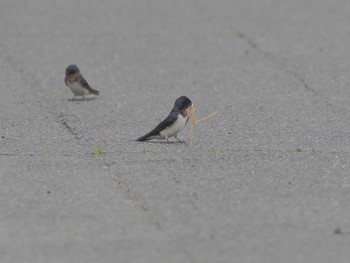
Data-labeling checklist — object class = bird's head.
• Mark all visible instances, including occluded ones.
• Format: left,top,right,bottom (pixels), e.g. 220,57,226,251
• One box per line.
65,64,80,82
174,96,192,110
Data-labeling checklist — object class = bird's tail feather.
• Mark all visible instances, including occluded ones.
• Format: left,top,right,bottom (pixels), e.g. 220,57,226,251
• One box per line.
136,130,159,141
136,135,152,141
89,88,99,95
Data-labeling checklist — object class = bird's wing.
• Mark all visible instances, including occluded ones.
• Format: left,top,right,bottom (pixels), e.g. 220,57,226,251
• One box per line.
64,77,69,86
137,110,178,141
78,75,100,95
78,75,92,91
153,111,179,133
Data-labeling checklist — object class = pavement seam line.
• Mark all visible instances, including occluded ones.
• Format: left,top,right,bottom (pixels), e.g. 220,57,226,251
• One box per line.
240,33,318,95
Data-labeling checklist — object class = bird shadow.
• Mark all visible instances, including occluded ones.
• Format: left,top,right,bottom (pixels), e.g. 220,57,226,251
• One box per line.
68,97,98,102
135,140,187,144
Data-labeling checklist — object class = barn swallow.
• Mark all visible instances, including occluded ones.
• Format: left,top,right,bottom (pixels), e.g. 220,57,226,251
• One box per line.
137,96,192,142
64,64,99,99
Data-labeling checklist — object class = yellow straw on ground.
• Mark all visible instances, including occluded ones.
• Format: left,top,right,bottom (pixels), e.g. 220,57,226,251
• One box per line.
188,104,217,145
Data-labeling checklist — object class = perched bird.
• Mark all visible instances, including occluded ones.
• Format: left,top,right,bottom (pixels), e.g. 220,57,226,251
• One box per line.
137,96,192,142
64,64,99,99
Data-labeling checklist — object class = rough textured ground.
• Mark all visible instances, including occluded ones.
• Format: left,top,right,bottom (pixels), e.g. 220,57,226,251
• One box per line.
1,0,350,262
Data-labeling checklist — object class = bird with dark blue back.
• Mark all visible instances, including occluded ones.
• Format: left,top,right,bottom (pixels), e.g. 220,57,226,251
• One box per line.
137,96,193,142
64,64,99,100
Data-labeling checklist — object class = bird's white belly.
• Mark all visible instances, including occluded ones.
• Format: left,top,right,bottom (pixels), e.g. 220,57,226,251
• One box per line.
160,115,188,138
68,82,88,96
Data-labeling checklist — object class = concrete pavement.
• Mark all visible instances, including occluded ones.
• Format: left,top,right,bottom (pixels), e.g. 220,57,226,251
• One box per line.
1,0,350,262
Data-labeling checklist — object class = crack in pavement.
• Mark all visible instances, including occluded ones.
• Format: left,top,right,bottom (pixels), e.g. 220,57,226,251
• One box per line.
287,70,318,95
240,33,319,96
60,119,81,138
100,162,144,206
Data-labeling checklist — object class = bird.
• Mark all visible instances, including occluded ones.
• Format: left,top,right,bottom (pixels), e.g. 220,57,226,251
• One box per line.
64,64,99,99
137,96,193,142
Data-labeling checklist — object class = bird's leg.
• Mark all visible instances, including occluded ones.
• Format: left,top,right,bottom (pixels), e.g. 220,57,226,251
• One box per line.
165,135,170,143
175,135,183,143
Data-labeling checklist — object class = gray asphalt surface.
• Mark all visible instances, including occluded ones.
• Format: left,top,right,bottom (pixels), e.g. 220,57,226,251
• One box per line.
1,0,350,262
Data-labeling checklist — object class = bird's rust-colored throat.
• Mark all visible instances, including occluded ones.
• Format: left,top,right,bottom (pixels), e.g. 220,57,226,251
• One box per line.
180,104,192,117
66,72,80,83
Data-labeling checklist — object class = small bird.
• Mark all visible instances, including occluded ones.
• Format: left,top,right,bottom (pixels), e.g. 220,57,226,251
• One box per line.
137,96,193,142
64,64,99,99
